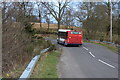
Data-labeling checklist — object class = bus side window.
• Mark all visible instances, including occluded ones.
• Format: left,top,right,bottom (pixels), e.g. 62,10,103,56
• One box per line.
58,32,68,39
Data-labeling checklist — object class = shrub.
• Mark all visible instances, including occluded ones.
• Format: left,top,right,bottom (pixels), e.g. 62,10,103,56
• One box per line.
24,22,34,33
49,44,57,51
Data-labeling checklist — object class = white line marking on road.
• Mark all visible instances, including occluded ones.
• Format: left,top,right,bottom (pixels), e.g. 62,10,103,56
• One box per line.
83,47,88,51
98,59,115,68
89,52,95,58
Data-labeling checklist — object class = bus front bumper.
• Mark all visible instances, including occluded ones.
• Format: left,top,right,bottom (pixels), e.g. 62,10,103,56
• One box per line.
66,43,82,45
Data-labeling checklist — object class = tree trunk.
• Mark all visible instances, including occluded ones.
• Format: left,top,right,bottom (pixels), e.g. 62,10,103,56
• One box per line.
58,20,60,30
48,21,50,30
40,19,42,28
39,10,42,28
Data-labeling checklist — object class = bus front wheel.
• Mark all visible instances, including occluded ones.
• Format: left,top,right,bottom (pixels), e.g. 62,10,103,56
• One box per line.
64,42,68,46
57,41,59,44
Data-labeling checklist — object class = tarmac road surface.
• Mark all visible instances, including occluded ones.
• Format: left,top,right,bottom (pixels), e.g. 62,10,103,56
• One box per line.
58,43,118,78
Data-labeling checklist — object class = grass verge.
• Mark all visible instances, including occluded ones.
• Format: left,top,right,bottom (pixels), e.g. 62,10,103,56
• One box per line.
84,41,118,52
31,50,60,78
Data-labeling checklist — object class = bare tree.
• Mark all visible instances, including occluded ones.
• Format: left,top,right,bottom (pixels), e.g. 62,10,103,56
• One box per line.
2,2,35,76
75,3,87,23
44,12,50,30
61,6,75,28
46,13,50,30
37,3,43,28
41,0,70,30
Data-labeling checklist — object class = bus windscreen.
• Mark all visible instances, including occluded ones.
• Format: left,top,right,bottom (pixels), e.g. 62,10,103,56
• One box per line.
70,32,81,34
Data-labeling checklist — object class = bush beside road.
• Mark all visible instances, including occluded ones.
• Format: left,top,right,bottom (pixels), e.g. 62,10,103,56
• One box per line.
3,35,52,78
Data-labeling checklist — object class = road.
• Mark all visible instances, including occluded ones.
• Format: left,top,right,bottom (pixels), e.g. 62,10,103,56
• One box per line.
45,38,118,78
58,43,118,78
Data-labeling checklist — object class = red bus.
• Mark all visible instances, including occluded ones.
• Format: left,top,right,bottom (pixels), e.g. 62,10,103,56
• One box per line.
57,29,82,46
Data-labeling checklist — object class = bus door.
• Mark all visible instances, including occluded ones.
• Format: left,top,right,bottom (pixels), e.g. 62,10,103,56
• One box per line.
58,32,68,43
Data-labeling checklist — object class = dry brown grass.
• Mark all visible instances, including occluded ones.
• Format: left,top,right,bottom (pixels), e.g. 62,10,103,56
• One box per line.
32,22,82,31
2,22,32,78
2,22,55,78
32,23,65,29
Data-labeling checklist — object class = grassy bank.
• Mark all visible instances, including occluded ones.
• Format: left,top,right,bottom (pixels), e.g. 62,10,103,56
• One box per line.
84,41,118,52
31,50,60,78
3,37,52,78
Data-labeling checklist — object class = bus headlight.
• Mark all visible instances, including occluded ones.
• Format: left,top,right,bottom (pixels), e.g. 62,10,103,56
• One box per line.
68,39,69,42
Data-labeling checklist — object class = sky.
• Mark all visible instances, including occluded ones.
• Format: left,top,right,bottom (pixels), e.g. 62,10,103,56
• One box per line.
32,1,120,27
1,0,120,2
32,2,82,26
